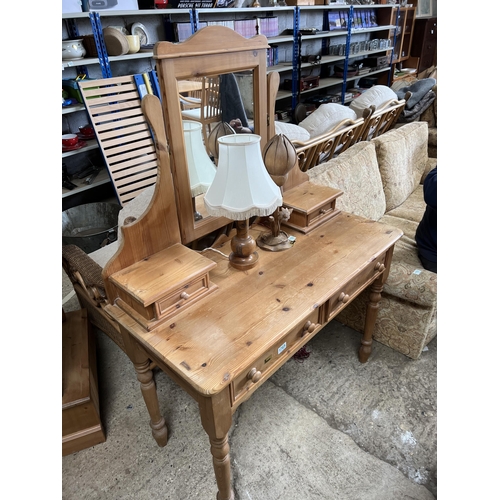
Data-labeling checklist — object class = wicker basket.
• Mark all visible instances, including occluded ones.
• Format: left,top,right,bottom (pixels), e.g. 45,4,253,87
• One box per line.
82,35,99,57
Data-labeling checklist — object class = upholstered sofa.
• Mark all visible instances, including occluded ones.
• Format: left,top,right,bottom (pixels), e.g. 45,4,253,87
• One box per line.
307,121,437,359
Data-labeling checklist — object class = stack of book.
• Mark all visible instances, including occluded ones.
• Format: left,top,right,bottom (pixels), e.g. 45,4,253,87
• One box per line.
175,22,208,42
267,45,279,67
234,19,260,38
328,8,379,31
259,17,279,38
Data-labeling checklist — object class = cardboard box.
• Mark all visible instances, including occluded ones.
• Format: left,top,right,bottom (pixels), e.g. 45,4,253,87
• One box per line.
82,0,139,11
63,0,83,13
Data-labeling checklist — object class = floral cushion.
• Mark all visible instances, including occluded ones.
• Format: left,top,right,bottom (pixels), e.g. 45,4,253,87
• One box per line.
336,286,437,360
372,122,428,212
298,103,357,139
307,141,386,221
379,214,418,240
384,186,424,224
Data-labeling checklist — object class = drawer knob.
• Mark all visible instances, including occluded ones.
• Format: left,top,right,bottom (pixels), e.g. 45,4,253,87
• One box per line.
180,291,190,300
338,292,349,304
302,320,318,336
319,209,327,215
375,262,385,273
247,368,262,383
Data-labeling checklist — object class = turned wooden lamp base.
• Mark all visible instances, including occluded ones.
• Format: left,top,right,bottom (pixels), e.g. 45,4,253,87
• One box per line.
229,219,259,270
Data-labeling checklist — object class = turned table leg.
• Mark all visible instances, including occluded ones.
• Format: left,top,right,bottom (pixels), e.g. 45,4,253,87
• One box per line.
120,326,168,447
359,280,383,363
198,390,235,500
133,359,169,447
359,247,394,363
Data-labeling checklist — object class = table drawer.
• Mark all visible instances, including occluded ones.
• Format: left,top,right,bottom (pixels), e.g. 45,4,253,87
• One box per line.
156,274,210,318
231,309,321,404
307,201,338,226
325,252,387,321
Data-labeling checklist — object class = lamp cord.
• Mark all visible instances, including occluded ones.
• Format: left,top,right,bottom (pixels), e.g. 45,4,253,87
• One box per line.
198,247,229,259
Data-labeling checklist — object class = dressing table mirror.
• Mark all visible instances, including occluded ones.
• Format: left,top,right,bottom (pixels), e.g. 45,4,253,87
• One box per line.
153,26,271,245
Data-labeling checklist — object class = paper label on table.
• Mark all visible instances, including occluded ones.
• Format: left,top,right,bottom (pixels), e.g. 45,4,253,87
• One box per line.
278,342,287,355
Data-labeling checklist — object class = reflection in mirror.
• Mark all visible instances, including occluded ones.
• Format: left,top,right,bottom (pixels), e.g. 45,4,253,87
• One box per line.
154,26,270,245
182,71,256,224
182,120,217,221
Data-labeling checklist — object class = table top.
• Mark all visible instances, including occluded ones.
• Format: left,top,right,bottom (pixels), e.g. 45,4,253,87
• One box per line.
106,213,402,396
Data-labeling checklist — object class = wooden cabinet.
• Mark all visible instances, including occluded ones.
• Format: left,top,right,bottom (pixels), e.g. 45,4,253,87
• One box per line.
391,6,416,63
410,16,437,73
62,309,105,456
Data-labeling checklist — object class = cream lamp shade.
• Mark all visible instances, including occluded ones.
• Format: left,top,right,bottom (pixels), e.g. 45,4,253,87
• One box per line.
204,134,282,220
183,120,217,197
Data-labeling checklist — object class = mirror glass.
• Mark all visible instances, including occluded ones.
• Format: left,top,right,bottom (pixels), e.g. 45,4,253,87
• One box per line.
179,71,255,223
154,27,269,245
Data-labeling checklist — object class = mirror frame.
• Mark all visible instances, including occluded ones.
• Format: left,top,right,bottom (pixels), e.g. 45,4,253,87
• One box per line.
154,26,270,245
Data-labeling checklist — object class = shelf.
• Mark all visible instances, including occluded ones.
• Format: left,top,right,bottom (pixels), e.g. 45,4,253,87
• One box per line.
345,66,390,84
62,103,86,114
62,139,99,159
351,24,396,34
62,168,111,199
62,51,154,69
62,8,193,19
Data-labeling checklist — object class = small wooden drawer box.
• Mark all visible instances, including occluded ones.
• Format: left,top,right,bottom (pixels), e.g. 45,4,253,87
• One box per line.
281,181,343,234
109,243,217,331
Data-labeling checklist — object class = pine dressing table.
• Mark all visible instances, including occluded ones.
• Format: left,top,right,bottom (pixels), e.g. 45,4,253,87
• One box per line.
105,206,402,500
99,27,403,499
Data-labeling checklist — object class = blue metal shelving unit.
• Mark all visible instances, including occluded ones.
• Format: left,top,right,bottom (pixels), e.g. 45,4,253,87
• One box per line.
291,6,301,111
90,12,112,78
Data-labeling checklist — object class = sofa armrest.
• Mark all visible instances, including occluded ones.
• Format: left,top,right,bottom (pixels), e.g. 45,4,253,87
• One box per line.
383,236,437,308
421,157,437,184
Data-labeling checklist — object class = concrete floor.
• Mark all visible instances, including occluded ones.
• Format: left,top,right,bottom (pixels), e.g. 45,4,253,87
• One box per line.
62,270,437,500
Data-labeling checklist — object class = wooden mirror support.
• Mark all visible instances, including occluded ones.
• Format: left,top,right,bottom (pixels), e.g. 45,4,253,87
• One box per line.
153,26,270,245
102,95,217,329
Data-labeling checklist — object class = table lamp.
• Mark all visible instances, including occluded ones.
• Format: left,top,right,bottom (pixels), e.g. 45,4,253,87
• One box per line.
257,133,297,251
183,120,217,221
204,134,282,270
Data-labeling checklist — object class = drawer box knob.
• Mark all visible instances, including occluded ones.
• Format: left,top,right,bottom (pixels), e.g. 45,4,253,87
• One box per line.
302,320,318,337
375,262,385,273
338,292,350,304
180,291,190,300
247,368,262,383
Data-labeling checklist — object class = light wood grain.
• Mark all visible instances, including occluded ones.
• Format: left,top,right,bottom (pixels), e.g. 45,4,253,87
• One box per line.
107,213,402,396
102,94,181,304
78,75,158,205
